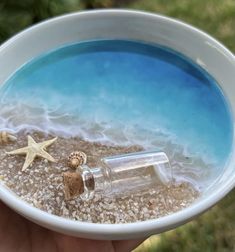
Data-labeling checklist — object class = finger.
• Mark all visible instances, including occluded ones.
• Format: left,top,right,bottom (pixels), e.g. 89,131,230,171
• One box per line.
112,238,147,252
53,233,114,252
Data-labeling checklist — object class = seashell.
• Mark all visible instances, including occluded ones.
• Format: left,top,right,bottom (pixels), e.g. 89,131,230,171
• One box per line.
0,131,17,144
68,151,87,169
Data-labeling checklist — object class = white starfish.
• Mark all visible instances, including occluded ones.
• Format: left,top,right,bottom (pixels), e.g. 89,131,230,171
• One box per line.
6,135,57,171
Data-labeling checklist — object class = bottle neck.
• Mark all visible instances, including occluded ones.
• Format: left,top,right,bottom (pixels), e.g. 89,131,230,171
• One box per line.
79,165,95,200
79,165,112,200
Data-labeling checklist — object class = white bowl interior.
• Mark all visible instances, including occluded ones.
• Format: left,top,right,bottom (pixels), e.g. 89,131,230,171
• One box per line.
0,10,235,239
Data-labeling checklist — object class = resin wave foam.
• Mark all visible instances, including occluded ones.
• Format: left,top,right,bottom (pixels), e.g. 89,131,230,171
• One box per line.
0,100,218,190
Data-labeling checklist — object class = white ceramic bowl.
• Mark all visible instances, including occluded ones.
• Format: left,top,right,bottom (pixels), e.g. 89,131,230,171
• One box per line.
0,10,235,240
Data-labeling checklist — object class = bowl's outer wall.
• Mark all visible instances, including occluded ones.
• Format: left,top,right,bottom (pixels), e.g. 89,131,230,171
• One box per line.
0,10,235,240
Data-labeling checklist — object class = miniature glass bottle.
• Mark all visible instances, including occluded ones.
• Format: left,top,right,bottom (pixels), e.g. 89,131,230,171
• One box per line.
65,150,172,200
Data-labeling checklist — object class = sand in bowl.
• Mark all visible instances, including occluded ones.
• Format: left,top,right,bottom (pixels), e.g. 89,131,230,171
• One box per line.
0,130,199,224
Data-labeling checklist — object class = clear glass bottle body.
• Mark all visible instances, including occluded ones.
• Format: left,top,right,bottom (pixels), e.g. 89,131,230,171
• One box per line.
80,150,172,200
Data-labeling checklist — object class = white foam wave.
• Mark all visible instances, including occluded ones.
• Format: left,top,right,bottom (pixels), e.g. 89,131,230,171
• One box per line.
0,101,217,189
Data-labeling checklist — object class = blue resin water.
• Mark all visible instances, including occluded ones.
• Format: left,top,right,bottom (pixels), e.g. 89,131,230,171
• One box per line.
0,40,233,189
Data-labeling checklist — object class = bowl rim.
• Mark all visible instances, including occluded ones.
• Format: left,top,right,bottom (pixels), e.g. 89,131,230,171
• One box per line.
0,9,235,238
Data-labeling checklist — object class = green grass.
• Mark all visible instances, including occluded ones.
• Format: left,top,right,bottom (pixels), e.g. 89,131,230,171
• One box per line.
1,1,235,251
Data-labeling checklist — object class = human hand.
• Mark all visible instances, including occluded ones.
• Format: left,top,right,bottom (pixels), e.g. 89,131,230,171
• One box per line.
0,201,144,252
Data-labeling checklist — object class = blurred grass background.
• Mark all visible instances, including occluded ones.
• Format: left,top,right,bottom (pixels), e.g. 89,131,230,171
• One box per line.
0,0,235,251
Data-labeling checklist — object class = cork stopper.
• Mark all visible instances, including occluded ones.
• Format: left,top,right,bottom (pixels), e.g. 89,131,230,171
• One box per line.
63,172,84,200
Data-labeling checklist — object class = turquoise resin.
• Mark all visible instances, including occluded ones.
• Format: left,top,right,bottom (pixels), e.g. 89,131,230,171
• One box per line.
0,40,232,188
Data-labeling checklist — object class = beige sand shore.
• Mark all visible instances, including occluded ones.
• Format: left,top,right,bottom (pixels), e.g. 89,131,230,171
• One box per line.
0,130,199,223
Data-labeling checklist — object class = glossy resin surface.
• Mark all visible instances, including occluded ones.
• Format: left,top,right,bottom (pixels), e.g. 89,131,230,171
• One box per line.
0,39,232,190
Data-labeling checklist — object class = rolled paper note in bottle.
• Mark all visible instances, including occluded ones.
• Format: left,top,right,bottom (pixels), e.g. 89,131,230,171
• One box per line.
63,150,172,200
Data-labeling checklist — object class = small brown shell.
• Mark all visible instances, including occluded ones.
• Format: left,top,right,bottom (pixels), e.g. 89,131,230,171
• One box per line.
0,131,17,144
68,151,87,169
